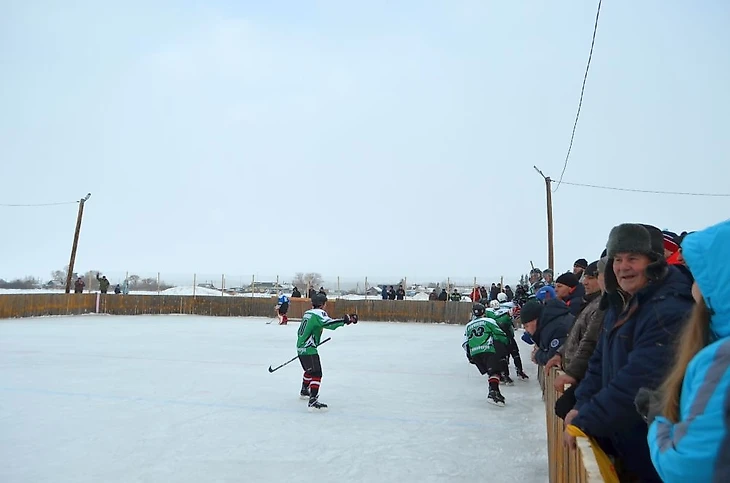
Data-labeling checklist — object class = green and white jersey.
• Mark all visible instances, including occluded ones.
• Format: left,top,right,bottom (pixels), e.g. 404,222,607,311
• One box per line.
486,308,515,337
462,316,508,357
297,308,346,355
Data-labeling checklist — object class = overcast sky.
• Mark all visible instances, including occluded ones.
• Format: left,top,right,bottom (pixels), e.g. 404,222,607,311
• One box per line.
1,0,729,286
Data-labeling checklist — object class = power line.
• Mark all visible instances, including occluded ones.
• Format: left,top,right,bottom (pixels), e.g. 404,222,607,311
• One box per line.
554,0,602,193
0,200,80,207
559,181,730,197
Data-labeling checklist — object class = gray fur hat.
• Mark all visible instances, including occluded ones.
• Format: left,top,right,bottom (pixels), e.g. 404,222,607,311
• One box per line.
603,223,667,293
606,223,664,261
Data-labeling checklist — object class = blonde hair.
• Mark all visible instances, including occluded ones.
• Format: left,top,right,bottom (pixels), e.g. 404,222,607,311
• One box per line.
659,298,710,422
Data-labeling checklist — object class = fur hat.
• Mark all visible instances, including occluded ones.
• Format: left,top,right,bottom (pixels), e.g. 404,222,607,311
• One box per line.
555,272,579,288
603,223,668,293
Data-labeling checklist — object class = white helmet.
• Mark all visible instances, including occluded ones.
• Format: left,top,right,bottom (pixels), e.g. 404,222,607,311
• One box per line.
489,300,500,309
497,292,508,303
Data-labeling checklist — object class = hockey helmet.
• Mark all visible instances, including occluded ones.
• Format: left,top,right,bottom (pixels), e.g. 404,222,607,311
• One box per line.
472,303,486,317
489,300,500,309
497,292,508,303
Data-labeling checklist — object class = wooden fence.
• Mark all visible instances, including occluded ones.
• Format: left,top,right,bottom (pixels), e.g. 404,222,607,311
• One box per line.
540,366,606,482
0,294,473,324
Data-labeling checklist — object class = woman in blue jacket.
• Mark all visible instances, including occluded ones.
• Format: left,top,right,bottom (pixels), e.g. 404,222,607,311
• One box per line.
648,218,730,482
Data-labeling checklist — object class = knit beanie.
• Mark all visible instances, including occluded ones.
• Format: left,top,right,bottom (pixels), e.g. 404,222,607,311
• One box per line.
555,272,579,288
573,258,588,269
584,260,599,277
520,300,543,324
535,285,556,301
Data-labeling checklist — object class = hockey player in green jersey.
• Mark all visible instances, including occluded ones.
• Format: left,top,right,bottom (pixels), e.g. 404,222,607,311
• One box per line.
463,303,510,406
297,293,358,411
488,298,529,384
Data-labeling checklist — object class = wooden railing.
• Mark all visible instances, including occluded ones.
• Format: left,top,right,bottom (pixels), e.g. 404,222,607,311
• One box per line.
540,366,606,483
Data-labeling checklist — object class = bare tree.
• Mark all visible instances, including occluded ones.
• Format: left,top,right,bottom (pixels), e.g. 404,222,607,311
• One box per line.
292,272,323,290
83,270,101,291
127,274,141,288
50,265,69,284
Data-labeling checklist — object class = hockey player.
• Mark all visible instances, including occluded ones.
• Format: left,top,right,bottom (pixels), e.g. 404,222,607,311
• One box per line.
275,291,290,325
488,299,529,384
463,303,510,406
297,293,358,411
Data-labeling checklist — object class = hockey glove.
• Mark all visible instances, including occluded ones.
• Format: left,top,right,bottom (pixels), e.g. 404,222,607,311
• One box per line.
344,314,358,324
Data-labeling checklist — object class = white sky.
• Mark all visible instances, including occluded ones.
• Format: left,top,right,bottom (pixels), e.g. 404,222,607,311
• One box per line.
2,1,729,284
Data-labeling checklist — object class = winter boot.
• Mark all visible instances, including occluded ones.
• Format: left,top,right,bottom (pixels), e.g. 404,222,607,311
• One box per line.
487,389,506,407
308,395,328,412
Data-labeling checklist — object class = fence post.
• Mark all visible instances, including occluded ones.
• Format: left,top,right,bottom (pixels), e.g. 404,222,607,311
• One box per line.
221,274,225,296
193,273,196,298
337,276,340,294
365,277,368,298
251,274,255,297
404,277,407,300
157,272,160,295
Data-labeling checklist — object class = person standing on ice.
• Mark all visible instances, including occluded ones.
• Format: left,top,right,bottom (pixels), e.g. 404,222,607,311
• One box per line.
297,293,358,411
488,297,529,383
275,291,290,325
463,303,510,406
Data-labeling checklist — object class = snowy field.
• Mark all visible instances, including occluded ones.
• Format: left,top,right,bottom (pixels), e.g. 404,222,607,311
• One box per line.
0,315,548,483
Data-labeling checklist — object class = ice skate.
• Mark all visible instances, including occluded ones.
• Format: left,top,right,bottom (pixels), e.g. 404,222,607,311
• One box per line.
308,396,328,412
487,389,506,407
516,370,530,381
300,387,310,400
500,374,515,386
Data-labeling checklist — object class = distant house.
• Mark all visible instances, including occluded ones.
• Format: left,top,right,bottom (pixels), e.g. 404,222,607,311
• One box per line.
247,281,283,293
44,280,64,289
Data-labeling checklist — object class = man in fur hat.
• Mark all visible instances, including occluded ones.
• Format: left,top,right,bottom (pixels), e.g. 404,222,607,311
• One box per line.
563,223,693,482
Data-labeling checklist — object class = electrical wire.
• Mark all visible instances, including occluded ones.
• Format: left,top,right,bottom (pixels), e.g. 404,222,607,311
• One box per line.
554,0,602,192
0,200,79,207
558,181,730,197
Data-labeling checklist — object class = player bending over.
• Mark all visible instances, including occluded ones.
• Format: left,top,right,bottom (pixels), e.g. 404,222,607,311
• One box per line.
297,293,358,411
463,303,510,406
276,291,290,325
488,298,529,384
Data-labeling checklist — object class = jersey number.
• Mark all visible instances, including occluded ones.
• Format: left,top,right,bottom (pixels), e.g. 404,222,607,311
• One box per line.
298,317,309,337
468,326,485,339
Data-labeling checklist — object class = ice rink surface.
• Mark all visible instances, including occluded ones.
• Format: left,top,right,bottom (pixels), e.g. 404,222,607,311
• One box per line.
0,315,548,482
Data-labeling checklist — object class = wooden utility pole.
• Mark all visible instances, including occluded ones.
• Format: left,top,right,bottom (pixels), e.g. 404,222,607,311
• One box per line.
65,193,91,293
534,167,555,271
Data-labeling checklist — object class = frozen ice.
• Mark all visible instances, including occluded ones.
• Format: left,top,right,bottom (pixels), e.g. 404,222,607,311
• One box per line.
0,315,548,482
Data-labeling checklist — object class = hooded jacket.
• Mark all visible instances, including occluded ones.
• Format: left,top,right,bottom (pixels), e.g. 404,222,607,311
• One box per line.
533,299,574,365
564,283,586,317
572,265,693,481
648,219,730,482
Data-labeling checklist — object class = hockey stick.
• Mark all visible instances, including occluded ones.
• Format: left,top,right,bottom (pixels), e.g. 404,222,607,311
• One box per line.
268,337,331,373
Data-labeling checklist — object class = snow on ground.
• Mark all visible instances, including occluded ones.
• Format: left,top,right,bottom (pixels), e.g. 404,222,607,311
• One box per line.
0,315,548,483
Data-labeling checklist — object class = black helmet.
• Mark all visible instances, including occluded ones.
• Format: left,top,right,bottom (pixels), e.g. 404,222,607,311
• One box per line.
472,303,485,317
312,293,328,308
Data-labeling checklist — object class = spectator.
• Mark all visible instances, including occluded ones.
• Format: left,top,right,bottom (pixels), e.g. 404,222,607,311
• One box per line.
96,273,110,294
543,269,554,286
381,285,388,300
479,286,488,301
450,289,462,302
548,259,606,419
387,286,396,300
114,284,121,294
520,299,573,366
504,285,514,302
535,285,557,302
529,268,546,295
318,287,327,297
396,285,406,300
470,286,481,303
74,277,85,293
428,289,438,301
563,223,694,482
645,219,730,482
573,258,588,280
307,286,316,299
555,272,586,317
489,283,499,301
122,278,129,295
291,286,302,298
437,289,448,301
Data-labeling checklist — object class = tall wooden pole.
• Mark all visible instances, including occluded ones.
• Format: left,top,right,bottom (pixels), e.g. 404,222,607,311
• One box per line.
534,167,555,272
65,193,91,293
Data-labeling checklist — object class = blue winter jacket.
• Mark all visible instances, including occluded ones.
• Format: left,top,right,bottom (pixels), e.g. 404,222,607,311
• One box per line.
572,265,693,481
648,218,730,483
